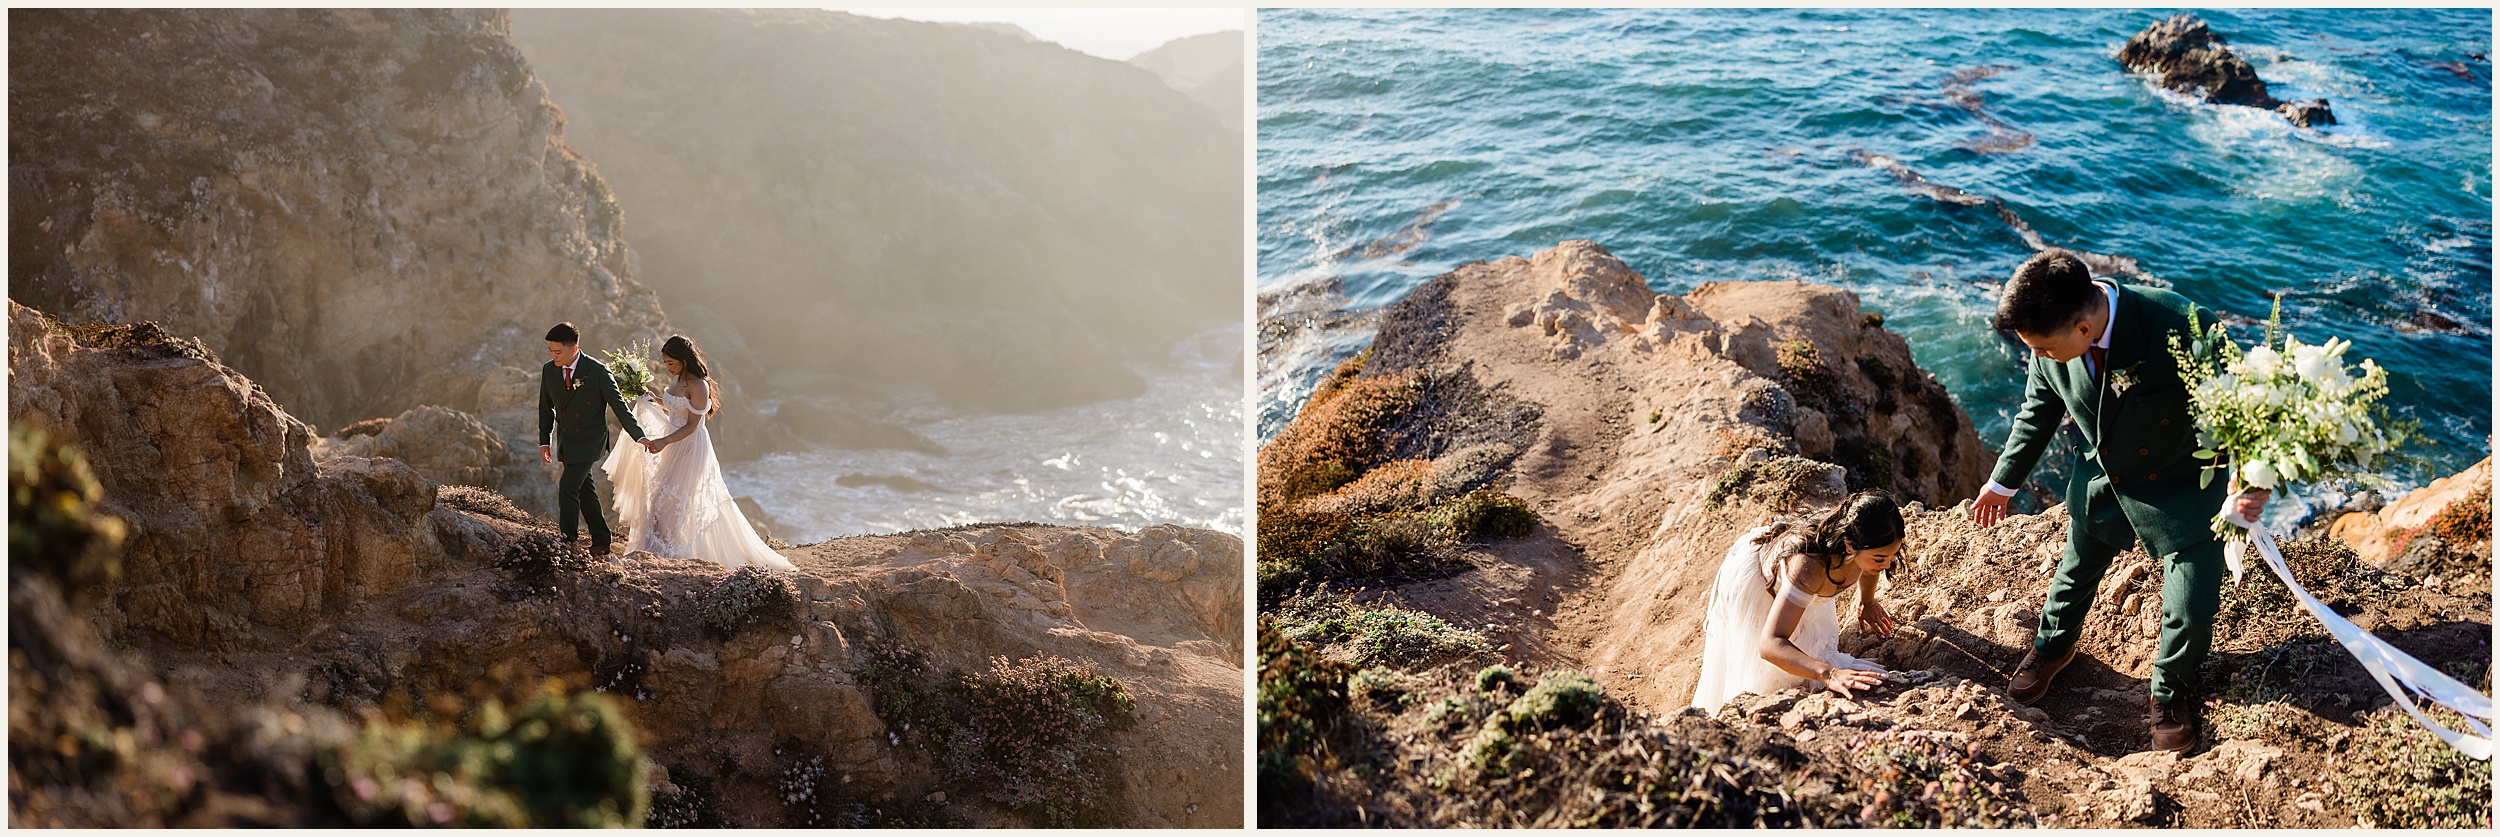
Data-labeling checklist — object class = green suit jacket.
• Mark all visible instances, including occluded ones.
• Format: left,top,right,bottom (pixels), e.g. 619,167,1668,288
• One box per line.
539,354,647,464
1989,284,2228,555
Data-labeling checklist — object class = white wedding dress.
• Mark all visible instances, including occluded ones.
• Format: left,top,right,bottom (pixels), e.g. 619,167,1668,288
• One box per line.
1690,526,1885,713
601,384,795,571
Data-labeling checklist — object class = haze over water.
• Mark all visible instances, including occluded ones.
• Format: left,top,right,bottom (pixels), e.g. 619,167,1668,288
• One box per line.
1259,8,2492,513
725,326,1245,543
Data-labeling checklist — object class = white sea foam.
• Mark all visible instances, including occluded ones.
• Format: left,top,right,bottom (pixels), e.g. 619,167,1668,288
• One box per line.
722,326,1244,542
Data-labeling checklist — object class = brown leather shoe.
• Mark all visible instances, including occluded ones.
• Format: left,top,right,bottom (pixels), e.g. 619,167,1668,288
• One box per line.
2006,645,2077,705
2150,698,2201,753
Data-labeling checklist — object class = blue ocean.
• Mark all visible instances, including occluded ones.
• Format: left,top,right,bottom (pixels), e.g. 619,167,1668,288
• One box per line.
1258,7,2492,511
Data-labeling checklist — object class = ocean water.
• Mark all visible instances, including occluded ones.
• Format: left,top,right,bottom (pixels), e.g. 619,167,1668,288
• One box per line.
1259,8,2492,513
723,326,1245,543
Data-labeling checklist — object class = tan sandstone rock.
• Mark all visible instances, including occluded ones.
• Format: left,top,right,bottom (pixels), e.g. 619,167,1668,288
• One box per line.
2328,456,2491,565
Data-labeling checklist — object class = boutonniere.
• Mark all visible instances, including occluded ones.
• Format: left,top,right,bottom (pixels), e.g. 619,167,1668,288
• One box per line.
2111,363,2143,396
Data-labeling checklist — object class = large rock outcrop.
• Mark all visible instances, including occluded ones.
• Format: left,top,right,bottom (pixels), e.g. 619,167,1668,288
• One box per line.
1340,241,1988,709
2117,13,2335,128
9,301,1243,827
7,302,487,648
8,9,669,430
506,9,1241,413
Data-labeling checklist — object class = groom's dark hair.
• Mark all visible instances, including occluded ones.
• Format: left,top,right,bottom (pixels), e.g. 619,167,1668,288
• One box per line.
546,322,580,345
1991,249,2099,336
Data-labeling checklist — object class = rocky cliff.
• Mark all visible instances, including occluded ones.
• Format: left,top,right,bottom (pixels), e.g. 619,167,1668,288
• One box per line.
1257,241,2490,828
9,301,1244,827
8,9,673,432
506,9,1242,414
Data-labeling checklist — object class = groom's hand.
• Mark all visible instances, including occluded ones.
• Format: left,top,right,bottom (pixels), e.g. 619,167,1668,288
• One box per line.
540,444,552,464
1971,491,2010,527
2230,487,2271,522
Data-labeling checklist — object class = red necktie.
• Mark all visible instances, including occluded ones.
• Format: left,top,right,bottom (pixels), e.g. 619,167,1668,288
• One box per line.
2088,345,2108,380
563,365,574,389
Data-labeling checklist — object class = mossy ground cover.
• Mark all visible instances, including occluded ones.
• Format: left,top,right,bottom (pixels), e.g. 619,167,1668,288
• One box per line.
1265,659,1877,828
2336,703,2492,828
1848,728,2036,827
1257,619,1354,823
693,566,800,638
320,689,650,827
1256,353,1542,591
854,646,1134,827
2213,536,2410,646
1267,588,1493,668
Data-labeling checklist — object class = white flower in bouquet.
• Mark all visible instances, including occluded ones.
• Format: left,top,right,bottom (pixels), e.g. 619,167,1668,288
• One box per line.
602,339,657,401
2168,297,2413,529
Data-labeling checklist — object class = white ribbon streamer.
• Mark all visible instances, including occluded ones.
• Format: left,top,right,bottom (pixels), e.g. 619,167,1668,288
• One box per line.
2223,502,2494,760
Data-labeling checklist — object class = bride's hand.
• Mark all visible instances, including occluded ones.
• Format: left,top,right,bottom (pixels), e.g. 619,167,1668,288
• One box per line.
1858,600,1897,638
642,438,663,453
1822,666,1885,699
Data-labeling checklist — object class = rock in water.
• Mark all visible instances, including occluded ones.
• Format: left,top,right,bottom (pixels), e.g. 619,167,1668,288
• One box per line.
2277,98,2337,128
2117,14,2278,108
2116,13,2335,128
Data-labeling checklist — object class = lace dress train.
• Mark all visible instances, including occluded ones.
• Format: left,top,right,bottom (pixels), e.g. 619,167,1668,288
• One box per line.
601,391,795,571
1689,526,1885,713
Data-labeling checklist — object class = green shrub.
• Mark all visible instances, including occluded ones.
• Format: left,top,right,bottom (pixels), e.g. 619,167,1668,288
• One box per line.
1258,618,1352,820
2217,537,2405,641
857,651,1133,828
321,690,649,827
1776,338,1857,421
1707,455,1835,511
1428,489,1538,540
1503,671,1603,730
1476,665,1517,694
855,645,939,738
1460,723,1523,774
2337,705,2493,828
1271,594,1490,667
8,423,126,594
2205,639,2338,742
694,567,799,638
1423,695,1478,729
1460,671,1605,776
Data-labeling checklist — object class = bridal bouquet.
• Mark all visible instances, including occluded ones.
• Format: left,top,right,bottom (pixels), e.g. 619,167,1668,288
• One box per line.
603,339,656,401
2168,297,2409,538
2173,301,2488,759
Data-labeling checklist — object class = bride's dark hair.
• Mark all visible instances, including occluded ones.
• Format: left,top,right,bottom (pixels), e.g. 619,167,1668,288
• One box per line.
1751,489,1904,586
659,335,719,416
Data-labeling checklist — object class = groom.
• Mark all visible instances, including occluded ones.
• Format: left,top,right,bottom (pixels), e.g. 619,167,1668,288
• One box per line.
1968,250,2268,753
539,322,648,556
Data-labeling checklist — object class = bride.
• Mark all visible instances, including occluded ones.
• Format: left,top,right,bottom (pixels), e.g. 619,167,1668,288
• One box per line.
1691,490,1903,713
601,335,796,571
